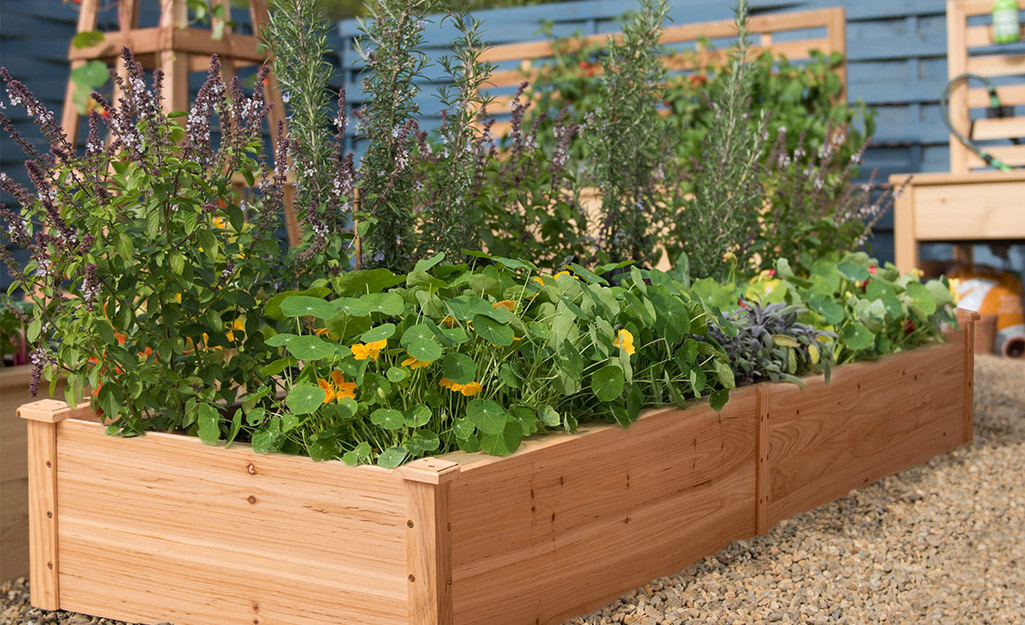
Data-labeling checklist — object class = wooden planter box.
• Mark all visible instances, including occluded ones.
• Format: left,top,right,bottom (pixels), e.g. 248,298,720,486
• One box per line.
20,311,976,624
2,365,65,581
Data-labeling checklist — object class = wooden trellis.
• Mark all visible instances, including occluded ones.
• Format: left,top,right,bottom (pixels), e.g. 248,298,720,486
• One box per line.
60,0,300,246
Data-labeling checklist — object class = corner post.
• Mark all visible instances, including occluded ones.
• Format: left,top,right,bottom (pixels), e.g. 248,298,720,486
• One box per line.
755,384,771,536
18,399,74,611
955,308,980,445
398,458,460,625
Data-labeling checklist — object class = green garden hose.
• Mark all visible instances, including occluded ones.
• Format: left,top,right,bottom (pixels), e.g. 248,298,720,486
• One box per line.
939,73,1020,172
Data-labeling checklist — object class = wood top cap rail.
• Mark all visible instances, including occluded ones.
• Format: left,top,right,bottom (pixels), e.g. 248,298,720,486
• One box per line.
397,457,461,484
18,399,76,424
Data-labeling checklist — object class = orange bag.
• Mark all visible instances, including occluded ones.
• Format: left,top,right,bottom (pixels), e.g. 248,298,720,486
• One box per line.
950,266,1025,358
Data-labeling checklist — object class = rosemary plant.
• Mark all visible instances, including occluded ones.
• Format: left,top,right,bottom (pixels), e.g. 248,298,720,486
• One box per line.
585,0,676,266
669,0,768,282
355,0,432,272
412,11,496,263
263,0,355,278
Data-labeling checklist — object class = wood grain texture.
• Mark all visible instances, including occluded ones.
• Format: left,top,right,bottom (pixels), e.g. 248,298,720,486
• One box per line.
765,339,969,528
2,370,66,581
444,387,759,625
52,418,409,625
26,419,59,609
912,177,1025,240
405,480,454,625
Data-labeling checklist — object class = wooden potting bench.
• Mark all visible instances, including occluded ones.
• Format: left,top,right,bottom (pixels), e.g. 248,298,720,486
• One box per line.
892,0,1025,273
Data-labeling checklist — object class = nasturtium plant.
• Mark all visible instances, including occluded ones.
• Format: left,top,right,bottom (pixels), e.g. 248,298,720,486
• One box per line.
242,253,732,467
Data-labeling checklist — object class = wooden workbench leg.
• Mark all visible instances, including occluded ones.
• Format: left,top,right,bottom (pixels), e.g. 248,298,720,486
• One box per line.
893,181,919,273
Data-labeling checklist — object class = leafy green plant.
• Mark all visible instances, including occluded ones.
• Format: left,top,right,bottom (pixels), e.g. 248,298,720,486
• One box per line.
1,50,282,430
705,299,834,387
409,11,495,263
228,254,733,467
477,86,592,266
757,128,898,268
0,295,30,367
767,253,956,364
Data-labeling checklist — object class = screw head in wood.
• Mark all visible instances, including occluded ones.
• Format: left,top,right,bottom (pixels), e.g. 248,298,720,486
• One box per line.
46,511,52,519
45,460,52,468
247,495,257,504
408,574,415,582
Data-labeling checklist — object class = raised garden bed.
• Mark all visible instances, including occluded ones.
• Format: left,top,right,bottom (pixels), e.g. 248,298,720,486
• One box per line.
19,311,976,625
1,365,65,581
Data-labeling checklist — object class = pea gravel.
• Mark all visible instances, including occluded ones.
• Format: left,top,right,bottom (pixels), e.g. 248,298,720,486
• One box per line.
2,356,1023,625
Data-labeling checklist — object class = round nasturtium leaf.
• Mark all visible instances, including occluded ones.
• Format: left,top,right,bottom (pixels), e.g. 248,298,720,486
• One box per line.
361,323,396,343
471,314,515,346
842,323,874,350
279,295,337,320
407,337,442,363
407,404,432,427
284,335,336,361
479,418,523,456
286,382,325,415
466,399,507,435
443,352,477,385
370,408,404,431
591,364,625,402
377,446,408,469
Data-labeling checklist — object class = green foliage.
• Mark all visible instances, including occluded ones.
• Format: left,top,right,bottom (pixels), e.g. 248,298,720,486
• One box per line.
2,52,283,435
410,11,495,263
355,0,432,272
264,0,355,280
585,0,676,266
249,254,733,466
0,295,30,366
669,0,765,282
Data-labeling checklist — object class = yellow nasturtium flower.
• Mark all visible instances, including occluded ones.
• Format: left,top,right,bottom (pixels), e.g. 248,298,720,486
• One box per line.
613,329,636,355
401,354,432,369
350,339,387,361
493,300,516,312
948,277,962,304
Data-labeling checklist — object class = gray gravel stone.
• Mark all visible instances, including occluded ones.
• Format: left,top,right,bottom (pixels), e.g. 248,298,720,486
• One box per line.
1,356,1022,625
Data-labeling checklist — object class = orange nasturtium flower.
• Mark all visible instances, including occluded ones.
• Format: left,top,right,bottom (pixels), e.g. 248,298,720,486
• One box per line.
441,315,459,328
613,329,636,355
318,370,357,403
493,300,515,312
350,339,387,361
313,327,338,340
439,378,482,396
225,319,245,343
401,354,432,369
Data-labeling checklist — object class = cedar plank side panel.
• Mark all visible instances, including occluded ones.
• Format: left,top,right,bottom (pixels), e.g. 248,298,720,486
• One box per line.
765,338,967,527
445,387,759,625
53,419,409,625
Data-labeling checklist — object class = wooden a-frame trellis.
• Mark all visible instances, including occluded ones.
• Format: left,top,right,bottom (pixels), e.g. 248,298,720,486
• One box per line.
61,0,301,246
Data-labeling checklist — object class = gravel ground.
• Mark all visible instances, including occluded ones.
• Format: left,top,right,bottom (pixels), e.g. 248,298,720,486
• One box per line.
2,355,1023,625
